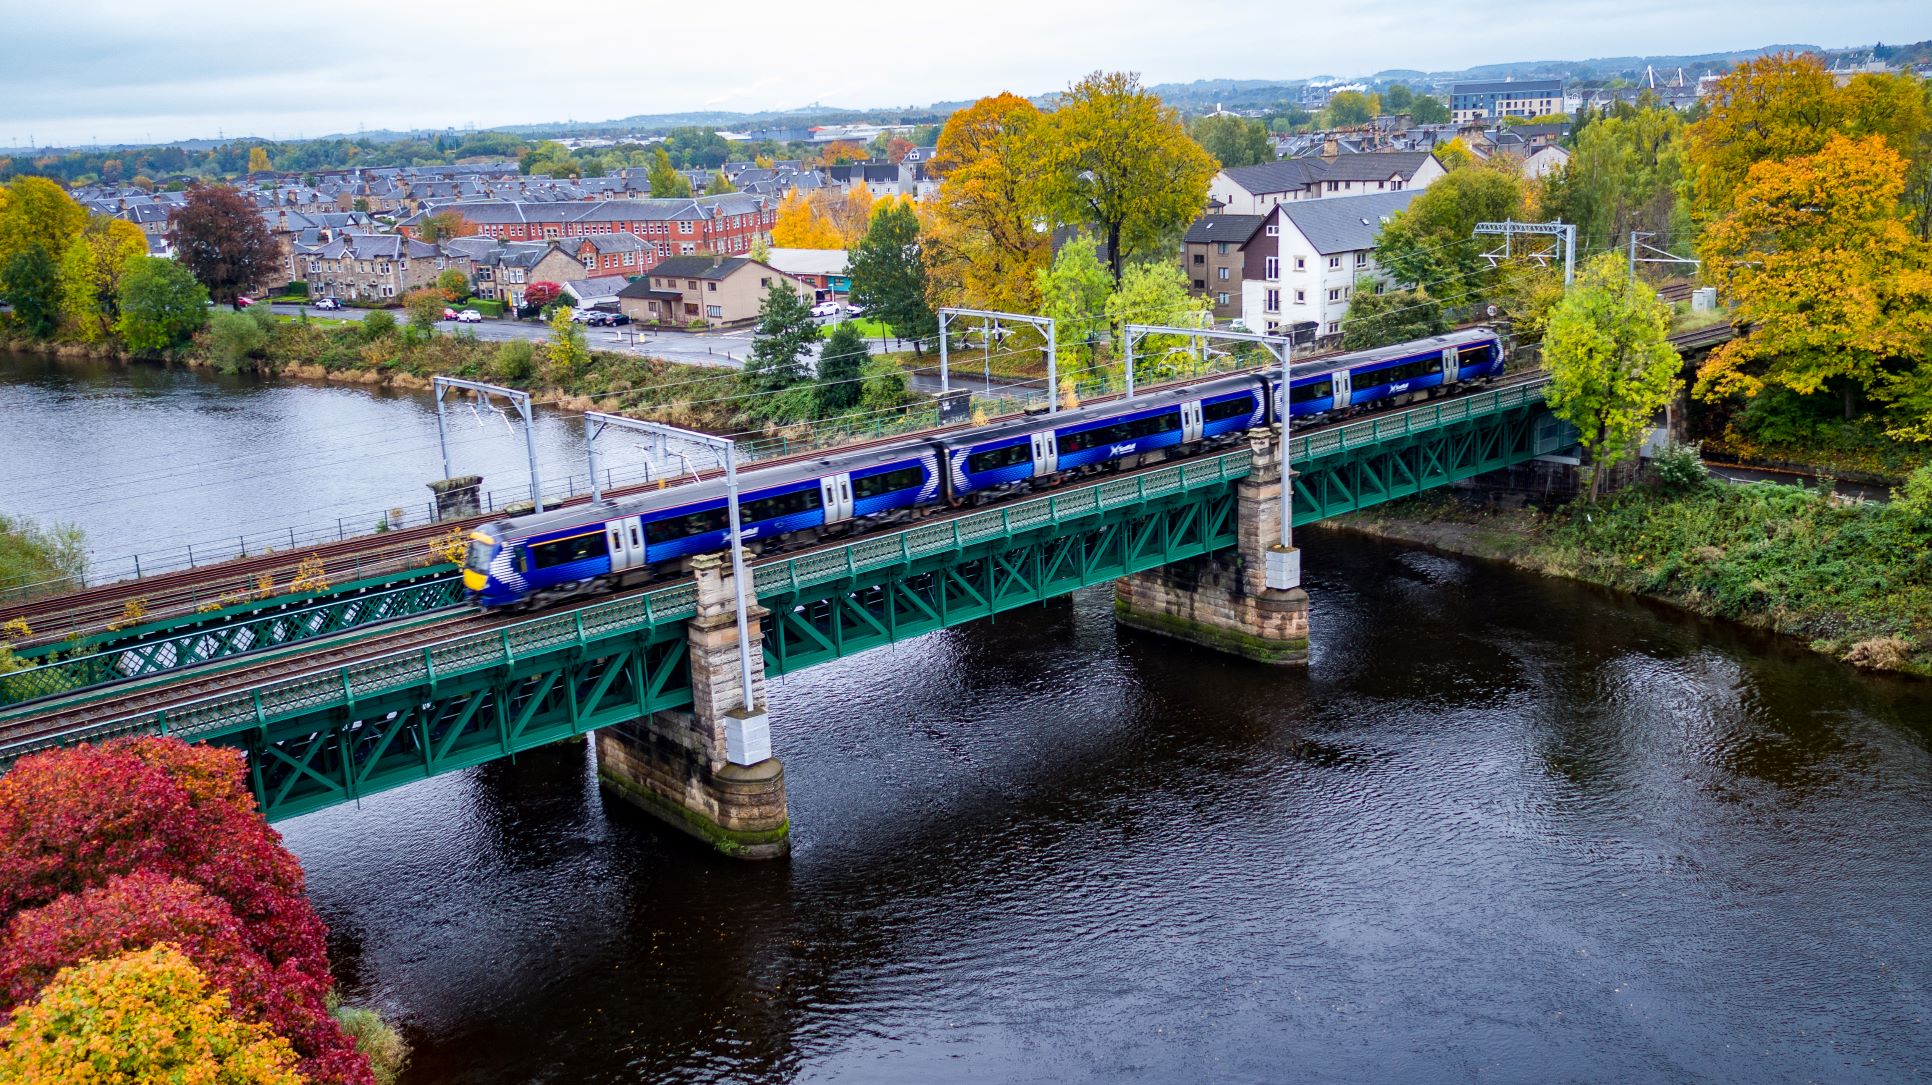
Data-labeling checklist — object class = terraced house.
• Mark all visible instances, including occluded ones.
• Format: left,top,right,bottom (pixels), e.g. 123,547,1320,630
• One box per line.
302,234,449,301
399,193,776,272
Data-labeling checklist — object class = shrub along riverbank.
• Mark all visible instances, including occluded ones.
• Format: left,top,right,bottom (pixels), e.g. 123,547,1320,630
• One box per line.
1336,455,1932,677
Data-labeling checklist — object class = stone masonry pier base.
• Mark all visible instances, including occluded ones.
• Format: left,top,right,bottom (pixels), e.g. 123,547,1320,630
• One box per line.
1113,430,1310,666
596,552,789,859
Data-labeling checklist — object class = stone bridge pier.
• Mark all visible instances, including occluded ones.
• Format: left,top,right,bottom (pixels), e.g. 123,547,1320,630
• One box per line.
596,552,790,859
1113,429,1310,665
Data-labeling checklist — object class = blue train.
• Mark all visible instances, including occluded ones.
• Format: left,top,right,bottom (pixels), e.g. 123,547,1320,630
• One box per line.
462,327,1505,608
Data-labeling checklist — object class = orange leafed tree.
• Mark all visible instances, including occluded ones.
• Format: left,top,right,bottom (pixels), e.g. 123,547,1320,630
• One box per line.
1695,134,1932,419
924,92,1052,313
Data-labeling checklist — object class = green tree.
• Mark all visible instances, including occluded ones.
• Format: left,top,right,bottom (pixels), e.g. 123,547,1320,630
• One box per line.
1410,95,1450,125
1340,288,1449,350
1037,71,1218,282
817,319,866,414
0,513,85,597
749,235,770,263
1373,158,1525,296
434,267,470,302
847,200,935,349
1035,234,1114,375
0,945,303,1085
114,256,207,353
1190,114,1273,168
404,287,445,332
1267,105,1312,133
1543,252,1682,500
745,279,815,392
2,246,60,337
57,216,147,340
542,306,590,384
1539,100,1688,255
709,170,736,194
647,148,691,198
1382,84,1415,114
205,307,272,372
1321,91,1379,128
1104,260,1209,384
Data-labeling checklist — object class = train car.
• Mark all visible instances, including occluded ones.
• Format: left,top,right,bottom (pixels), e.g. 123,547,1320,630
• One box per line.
1267,327,1504,422
939,375,1266,500
463,443,940,608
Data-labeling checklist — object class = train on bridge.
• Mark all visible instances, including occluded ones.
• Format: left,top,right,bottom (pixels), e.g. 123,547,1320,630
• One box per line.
462,327,1507,609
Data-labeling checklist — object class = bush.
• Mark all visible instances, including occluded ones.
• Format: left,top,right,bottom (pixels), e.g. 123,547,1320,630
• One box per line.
331,999,410,1085
1648,441,1707,493
360,310,396,341
491,339,536,382
0,514,86,597
461,298,504,318
0,944,304,1085
206,309,271,372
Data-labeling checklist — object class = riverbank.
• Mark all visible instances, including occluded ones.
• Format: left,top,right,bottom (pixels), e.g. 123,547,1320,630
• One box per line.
1332,468,1932,678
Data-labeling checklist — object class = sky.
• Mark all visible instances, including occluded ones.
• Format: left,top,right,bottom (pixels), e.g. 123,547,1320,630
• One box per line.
1,0,1925,148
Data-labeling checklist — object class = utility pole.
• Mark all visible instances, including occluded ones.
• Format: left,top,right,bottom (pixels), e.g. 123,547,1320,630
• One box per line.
1474,219,1577,287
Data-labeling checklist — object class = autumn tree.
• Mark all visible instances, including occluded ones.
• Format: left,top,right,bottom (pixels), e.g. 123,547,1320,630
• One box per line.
404,287,445,332
1340,289,1449,351
0,945,303,1085
170,184,278,307
817,319,866,414
816,141,866,167
709,169,736,194
1696,134,1932,425
116,256,208,352
248,146,273,174
847,200,934,348
770,190,845,249
542,307,590,384
826,183,876,247
0,739,330,991
1190,114,1273,168
1543,252,1682,500
434,267,470,303
57,215,148,339
886,137,914,164
0,177,86,334
1037,71,1218,283
924,92,1052,313
0,871,374,1085
1373,157,1525,297
745,280,816,392
647,147,691,198
415,210,472,243
523,280,562,312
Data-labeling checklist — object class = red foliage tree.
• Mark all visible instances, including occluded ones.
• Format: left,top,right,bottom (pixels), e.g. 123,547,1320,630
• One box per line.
168,183,278,307
0,739,329,991
0,871,373,1085
523,280,563,310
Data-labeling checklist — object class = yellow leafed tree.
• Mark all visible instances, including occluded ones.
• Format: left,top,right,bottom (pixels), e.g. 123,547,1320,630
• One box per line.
58,215,148,340
924,92,1053,314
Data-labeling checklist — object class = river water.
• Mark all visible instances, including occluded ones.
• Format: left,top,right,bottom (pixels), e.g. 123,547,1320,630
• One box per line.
6,353,1932,1083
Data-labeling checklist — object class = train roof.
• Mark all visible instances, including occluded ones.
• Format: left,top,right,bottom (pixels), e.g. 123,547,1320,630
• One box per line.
487,439,936,542
1280,326,1499,382
937,373,1264,449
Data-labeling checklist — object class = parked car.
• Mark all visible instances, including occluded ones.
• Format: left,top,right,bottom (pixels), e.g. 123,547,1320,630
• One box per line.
810,301,842,318
235,296,256,309
584,311,630,327
312,297,343,311
844,303,867,318
456,309,484,324
440,307,459,321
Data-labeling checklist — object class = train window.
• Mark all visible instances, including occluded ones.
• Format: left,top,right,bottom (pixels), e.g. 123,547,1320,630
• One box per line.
742,486,823,523
1357,356,1437,387
967,442,1031,474
1060,410,1184,454
643,506,730,546
1202,395,1255,423
1289,380,1333,405
853,465,924,500
1457,343,1493,365
530,531,609,570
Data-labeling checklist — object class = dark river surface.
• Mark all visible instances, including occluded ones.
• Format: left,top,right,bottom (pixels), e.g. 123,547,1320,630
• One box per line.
6,352,1932,1082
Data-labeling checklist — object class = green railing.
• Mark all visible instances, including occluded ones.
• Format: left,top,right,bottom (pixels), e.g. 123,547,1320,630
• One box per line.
1,448,1258,764
1291,376,1553,463
0,574,464,708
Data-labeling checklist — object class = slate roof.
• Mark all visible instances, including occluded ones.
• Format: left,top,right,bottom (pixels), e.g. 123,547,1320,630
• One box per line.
1452,78,1563,96
1273,189,1421,254
565,275,633,301
1182,214,1267,245
309,234,440,260
1314,150,1437,182
638,255,750,281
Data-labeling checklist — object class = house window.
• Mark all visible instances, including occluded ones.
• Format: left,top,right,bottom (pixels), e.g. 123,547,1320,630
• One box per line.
1328,256,1341,269
1264,289,1280,312
1294,257,1305,271
1294,289,1304,303
1325,321,1339,334
1217,267,1229,281
679,222,693,234
1193,279,1206,290
1328,288,1341,301
707,281,717,291
1265,224,1279,236
707,304,722,318
1374,282,1386,295
1216,242,1229,255
1355,252,1369,268
1217,292,1231,305
680,243,695,254
760,277,771,287
1193,253,1205,265
1264,257,1279,280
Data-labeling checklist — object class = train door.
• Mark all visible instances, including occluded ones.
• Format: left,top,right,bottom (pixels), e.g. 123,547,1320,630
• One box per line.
1440,347,1460,386
1029,431,1058,477
819,475,854,525
1181,401,1205,443
605,517,645,573
1332,370,1353,409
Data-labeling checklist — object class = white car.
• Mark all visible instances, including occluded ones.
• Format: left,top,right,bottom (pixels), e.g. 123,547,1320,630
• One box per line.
456,309,484,324
811,301,842,318
844,303,867,318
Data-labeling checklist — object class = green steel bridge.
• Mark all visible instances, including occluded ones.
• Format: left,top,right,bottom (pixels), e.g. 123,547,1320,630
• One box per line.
0,376,1578,819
